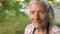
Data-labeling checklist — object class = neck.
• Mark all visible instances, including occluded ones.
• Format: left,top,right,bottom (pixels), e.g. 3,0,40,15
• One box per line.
35,23,53,32
36,27,46,32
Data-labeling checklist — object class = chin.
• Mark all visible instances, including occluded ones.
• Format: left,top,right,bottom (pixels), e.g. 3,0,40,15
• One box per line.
34,25,40,29
32,23,42,28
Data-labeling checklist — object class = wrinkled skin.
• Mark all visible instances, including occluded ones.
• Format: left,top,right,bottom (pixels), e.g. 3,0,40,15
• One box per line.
29,3,48,29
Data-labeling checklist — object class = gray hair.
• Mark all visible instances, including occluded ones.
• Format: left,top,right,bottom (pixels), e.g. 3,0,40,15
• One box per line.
29,0,55,24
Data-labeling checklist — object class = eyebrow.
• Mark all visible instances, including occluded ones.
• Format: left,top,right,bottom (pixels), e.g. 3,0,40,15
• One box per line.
30,9,46,12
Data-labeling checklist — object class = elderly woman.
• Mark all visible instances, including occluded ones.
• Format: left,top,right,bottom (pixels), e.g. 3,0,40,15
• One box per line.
24,0,60,34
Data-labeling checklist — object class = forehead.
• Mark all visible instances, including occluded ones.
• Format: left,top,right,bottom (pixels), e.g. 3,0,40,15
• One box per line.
29,3,46,11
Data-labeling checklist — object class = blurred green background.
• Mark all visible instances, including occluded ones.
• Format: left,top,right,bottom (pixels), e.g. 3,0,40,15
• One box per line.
0,0,60,34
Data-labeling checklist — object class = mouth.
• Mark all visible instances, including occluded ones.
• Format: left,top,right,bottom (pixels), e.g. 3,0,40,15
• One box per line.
34,21,39,23
33,19,45,22
33,20,44,24
33,21,41,23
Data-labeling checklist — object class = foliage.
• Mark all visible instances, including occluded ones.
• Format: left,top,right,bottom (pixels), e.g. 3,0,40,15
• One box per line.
0,0,22,23
49,0,60,7
24,0,30,3
0,0,31,34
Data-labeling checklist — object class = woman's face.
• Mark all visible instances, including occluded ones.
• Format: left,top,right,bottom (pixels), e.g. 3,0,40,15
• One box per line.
29,3,48,28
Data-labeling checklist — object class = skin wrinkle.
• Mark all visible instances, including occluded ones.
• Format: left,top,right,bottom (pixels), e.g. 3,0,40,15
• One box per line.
29,2,53,34
30,3,48,28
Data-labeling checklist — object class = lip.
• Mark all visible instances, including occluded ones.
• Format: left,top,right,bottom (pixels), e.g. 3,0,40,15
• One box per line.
33,21,40,23
33,20,43,23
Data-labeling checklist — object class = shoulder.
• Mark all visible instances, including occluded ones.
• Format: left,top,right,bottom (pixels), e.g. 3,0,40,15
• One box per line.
55,27,60,34
51,26,60,34
25,24,34,31
24,24,34,34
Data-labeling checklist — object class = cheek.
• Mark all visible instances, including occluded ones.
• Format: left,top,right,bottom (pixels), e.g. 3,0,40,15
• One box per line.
30,14,34,20
40,14,46,20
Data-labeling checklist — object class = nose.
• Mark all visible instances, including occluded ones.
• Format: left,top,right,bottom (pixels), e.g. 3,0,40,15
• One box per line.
34,12,39,20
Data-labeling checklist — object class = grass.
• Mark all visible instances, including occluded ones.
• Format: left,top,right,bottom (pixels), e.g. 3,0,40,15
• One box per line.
0,12,30,34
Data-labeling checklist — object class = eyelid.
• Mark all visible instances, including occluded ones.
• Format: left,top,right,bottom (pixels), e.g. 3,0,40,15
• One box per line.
39,10,46,13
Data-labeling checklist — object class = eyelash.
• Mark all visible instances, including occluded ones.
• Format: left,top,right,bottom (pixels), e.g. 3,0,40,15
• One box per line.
39,10,46,13
39,11,46,13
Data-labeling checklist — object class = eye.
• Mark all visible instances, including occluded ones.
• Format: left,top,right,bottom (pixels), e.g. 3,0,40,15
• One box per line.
39,10,46,13
30,11,35,14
